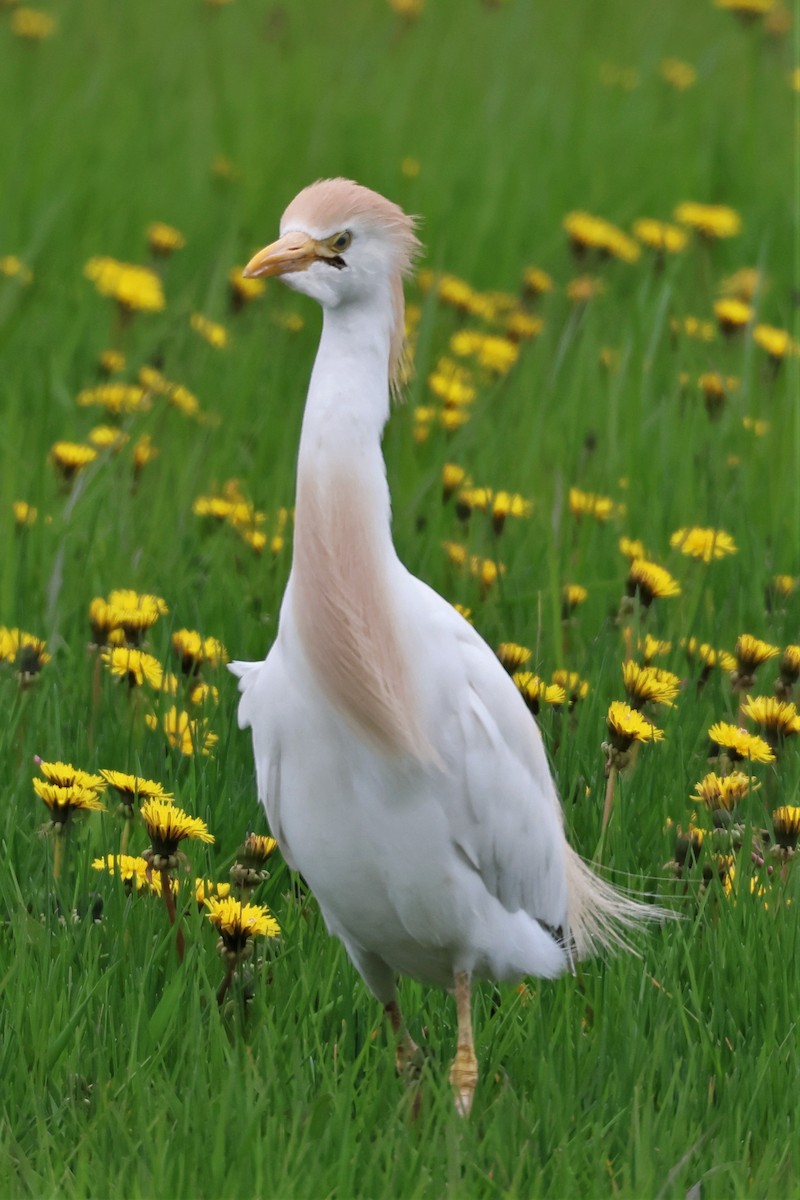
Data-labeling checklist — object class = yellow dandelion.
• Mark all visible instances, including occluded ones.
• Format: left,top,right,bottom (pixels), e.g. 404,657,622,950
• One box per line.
77,383,150,415
190,313,228,349
195,878,232,905
205,896,281,947
569,487,623,522
140,799,214,857
753,324,798,361
147,222,185,257
606,701,664,751
99,769,173,806
714,297,752,335
551,670,589,704
626,558,681,605
89,425,129,452
98,349,126,375
33,779,106,824
92,854,158,893
442,462,470,502
10,7,55,38
670,527,737,562
683,638,737,674
659,59,696,90
0,627,51,676
522,266,554,298
734,634,780,672
691,771,758,811
771,806,800,850
496,643,532,672
513,672,566,714
563,212,640,262
37,760,106,790
566,275,605,304
229,266,266,307
562,584,588,616
132,434,159,476
85,256,165,313
639,635,672,663
145,707,219,756
632,217,688,253
49,441,97,482
13,500,37,527
674,202,741,239
619,536,648,561
708,721,775,763
492,491,533,534
0,256,34,284
741,695,800,740
102,647,164,689
622,661,680,708
742,415,769,437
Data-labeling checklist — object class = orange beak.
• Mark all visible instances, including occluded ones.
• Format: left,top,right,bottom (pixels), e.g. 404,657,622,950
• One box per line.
243,232,320,278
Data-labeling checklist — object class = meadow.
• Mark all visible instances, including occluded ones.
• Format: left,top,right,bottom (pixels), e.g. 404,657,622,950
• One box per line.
1,0,798,1196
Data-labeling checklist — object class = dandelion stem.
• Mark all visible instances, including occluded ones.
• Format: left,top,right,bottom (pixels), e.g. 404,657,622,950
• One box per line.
160,868,185,963
216,961,237,1007
601,767,618,841
53,832,65,882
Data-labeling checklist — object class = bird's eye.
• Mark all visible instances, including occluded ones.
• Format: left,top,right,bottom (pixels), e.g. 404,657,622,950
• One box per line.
330,231,352,252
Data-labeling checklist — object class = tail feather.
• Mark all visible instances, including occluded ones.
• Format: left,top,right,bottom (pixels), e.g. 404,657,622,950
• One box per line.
565,846,676,962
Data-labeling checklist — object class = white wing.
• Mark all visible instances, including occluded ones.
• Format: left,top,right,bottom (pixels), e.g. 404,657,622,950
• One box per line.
410,579,570,938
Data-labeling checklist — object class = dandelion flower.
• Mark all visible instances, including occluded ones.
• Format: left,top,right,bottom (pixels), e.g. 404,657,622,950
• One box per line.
77,383,150,415
85,257,165,313
622,662,680,708
195,878,232,905
496,643,532,673
708,721,775,763
522,266,554,298
714,298,752,336
33,779,106,826
605,701,664,752
674,202,741,239
147,222,185,257
140,798,214,859
563,212,640,263
619,536,648,561
442,462,469,502
92,854,159,893
49,441,97,483
36,760,106,790
776,645,800,697
99,769,173,807
692,771,758,811
0,628,51,678
741,695,800,742
491,491,533,534
10,8,56,38
190,313,228,349
551,670,589,705
633,217,688,253
98,349,126,375
229,266,266,308
659,59,696,90
733,634,780,690
625,558,681,606
13,500,38,528
566,275,605,304
771,806,800,851
145,707,219,756
670,527,737,562
206,896,281,962
569,487,623,522
639,635,672,663
753,324,798,362
513,673,565,715
102,647,164,689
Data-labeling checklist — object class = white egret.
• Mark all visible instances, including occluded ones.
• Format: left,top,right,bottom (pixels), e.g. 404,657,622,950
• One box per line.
231,178,662,1116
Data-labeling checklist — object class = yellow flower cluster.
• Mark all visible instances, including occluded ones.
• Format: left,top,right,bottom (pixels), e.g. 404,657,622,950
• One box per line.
85,256,165,312
563,212,640,263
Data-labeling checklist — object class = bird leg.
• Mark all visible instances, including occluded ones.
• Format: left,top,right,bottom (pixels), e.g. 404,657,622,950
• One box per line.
449,970,478,1117
384,999,421,1078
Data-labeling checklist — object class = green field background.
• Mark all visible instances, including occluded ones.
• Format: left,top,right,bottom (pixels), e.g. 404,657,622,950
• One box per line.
0,1,798,1197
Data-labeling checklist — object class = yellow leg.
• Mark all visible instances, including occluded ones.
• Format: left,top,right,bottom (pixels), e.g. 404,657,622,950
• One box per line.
449,971,478,1117
384,999,421,1077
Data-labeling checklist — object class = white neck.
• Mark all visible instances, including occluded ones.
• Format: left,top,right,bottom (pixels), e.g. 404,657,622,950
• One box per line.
287,287,428,760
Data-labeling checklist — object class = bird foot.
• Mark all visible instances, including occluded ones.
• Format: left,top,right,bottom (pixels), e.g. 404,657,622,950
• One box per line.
449,1046,478,1118
395,1035,424,1082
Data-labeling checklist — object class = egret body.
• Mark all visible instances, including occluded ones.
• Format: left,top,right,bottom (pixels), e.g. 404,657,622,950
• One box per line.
231,179,658,1115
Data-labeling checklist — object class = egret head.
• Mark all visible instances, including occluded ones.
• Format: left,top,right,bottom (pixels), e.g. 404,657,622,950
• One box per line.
244,178,421,387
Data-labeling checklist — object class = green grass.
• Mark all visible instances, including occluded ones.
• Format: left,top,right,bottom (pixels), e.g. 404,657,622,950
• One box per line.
1,1,798,1196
